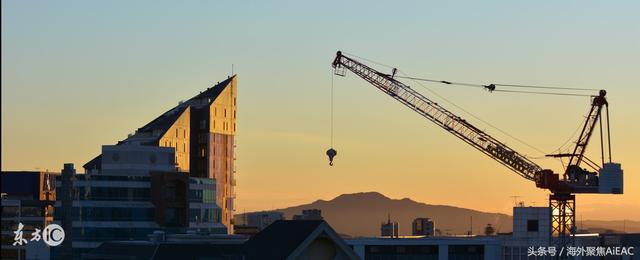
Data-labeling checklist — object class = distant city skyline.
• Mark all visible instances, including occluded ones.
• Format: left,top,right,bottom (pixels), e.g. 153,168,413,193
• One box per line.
2,1,639,220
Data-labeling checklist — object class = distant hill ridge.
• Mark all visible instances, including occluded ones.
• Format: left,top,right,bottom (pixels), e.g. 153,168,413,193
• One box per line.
238,192,640,237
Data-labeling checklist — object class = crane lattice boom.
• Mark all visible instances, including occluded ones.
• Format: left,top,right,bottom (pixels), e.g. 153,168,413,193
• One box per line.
332,51,542,181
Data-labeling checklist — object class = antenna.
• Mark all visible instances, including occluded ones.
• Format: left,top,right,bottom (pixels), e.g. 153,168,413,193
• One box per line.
469,216,473,236
509,195,521,207
580,214,583,232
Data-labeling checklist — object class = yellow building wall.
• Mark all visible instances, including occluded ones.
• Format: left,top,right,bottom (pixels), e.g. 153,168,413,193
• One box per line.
159,107,191,172
210,76,237,135
210,76,237,232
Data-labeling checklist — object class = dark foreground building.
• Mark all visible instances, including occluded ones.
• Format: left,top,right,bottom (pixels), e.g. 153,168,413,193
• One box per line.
1,171,57,260
83,220,360,260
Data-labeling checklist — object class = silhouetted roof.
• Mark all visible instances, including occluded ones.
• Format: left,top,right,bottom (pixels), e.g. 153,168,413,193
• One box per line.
84,219,359,260
187,76,234,104
137,106,188,135
154,243,244,260
84,241,245,260
243,220,324,260
83,154,102,171
83,241,158,259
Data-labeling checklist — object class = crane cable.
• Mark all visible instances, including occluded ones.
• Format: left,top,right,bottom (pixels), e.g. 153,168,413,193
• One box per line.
331,72,334,147
343,51,395,70
491,89,592,97
343,51,600,95
394,75,597,97
326,71,337,166
397,69,549,157
342,51,597,159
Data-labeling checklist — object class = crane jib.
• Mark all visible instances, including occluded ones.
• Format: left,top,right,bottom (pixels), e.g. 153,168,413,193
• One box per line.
333,53,542,181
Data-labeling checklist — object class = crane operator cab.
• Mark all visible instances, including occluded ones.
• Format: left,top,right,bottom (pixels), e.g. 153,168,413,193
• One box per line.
598,163,623,194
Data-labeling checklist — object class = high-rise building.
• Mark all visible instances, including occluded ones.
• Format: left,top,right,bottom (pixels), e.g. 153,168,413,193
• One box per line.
380,214,399,238
293,209,323,220
239,211,284,230
412,217,435,236
83,75,237,230
53,76,237,259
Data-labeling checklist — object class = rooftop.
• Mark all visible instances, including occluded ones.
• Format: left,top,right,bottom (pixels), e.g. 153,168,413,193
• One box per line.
82,76,235,171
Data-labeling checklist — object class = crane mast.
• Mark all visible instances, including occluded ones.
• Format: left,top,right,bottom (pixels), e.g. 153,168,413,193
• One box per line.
332,51,543,182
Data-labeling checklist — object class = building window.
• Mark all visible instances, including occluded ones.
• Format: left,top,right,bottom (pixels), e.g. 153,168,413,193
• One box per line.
176,128,178,137
527,220,539,232
224,109,227,118
183,129,186,138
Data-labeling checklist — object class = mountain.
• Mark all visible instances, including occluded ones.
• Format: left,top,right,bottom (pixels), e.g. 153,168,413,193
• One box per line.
579,220,640,234
237,192,640,237
240,192,512,237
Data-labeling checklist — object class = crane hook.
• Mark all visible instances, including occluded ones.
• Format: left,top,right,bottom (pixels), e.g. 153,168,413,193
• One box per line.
326,148,337,166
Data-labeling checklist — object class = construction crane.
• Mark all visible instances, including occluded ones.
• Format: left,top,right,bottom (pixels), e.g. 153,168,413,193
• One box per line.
331,51,624,248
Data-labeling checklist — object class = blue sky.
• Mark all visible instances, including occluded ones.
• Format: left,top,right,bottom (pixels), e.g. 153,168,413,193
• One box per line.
3,1,639,218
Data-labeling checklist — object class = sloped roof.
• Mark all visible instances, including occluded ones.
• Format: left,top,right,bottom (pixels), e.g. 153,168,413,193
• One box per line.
154,243,244,260
84,241,245,260
243,220,324,259
129,76,234,144
187,76,234,104
84,219,359,260
82,154,102,171
243,220,359,260
83,241,158,259
82,76,235,171
136,106,189,136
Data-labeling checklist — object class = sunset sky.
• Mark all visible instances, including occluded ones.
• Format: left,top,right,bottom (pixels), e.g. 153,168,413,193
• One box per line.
2,1,639,220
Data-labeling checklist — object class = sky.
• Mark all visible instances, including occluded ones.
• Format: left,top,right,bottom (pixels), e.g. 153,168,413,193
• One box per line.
2,1,639,220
